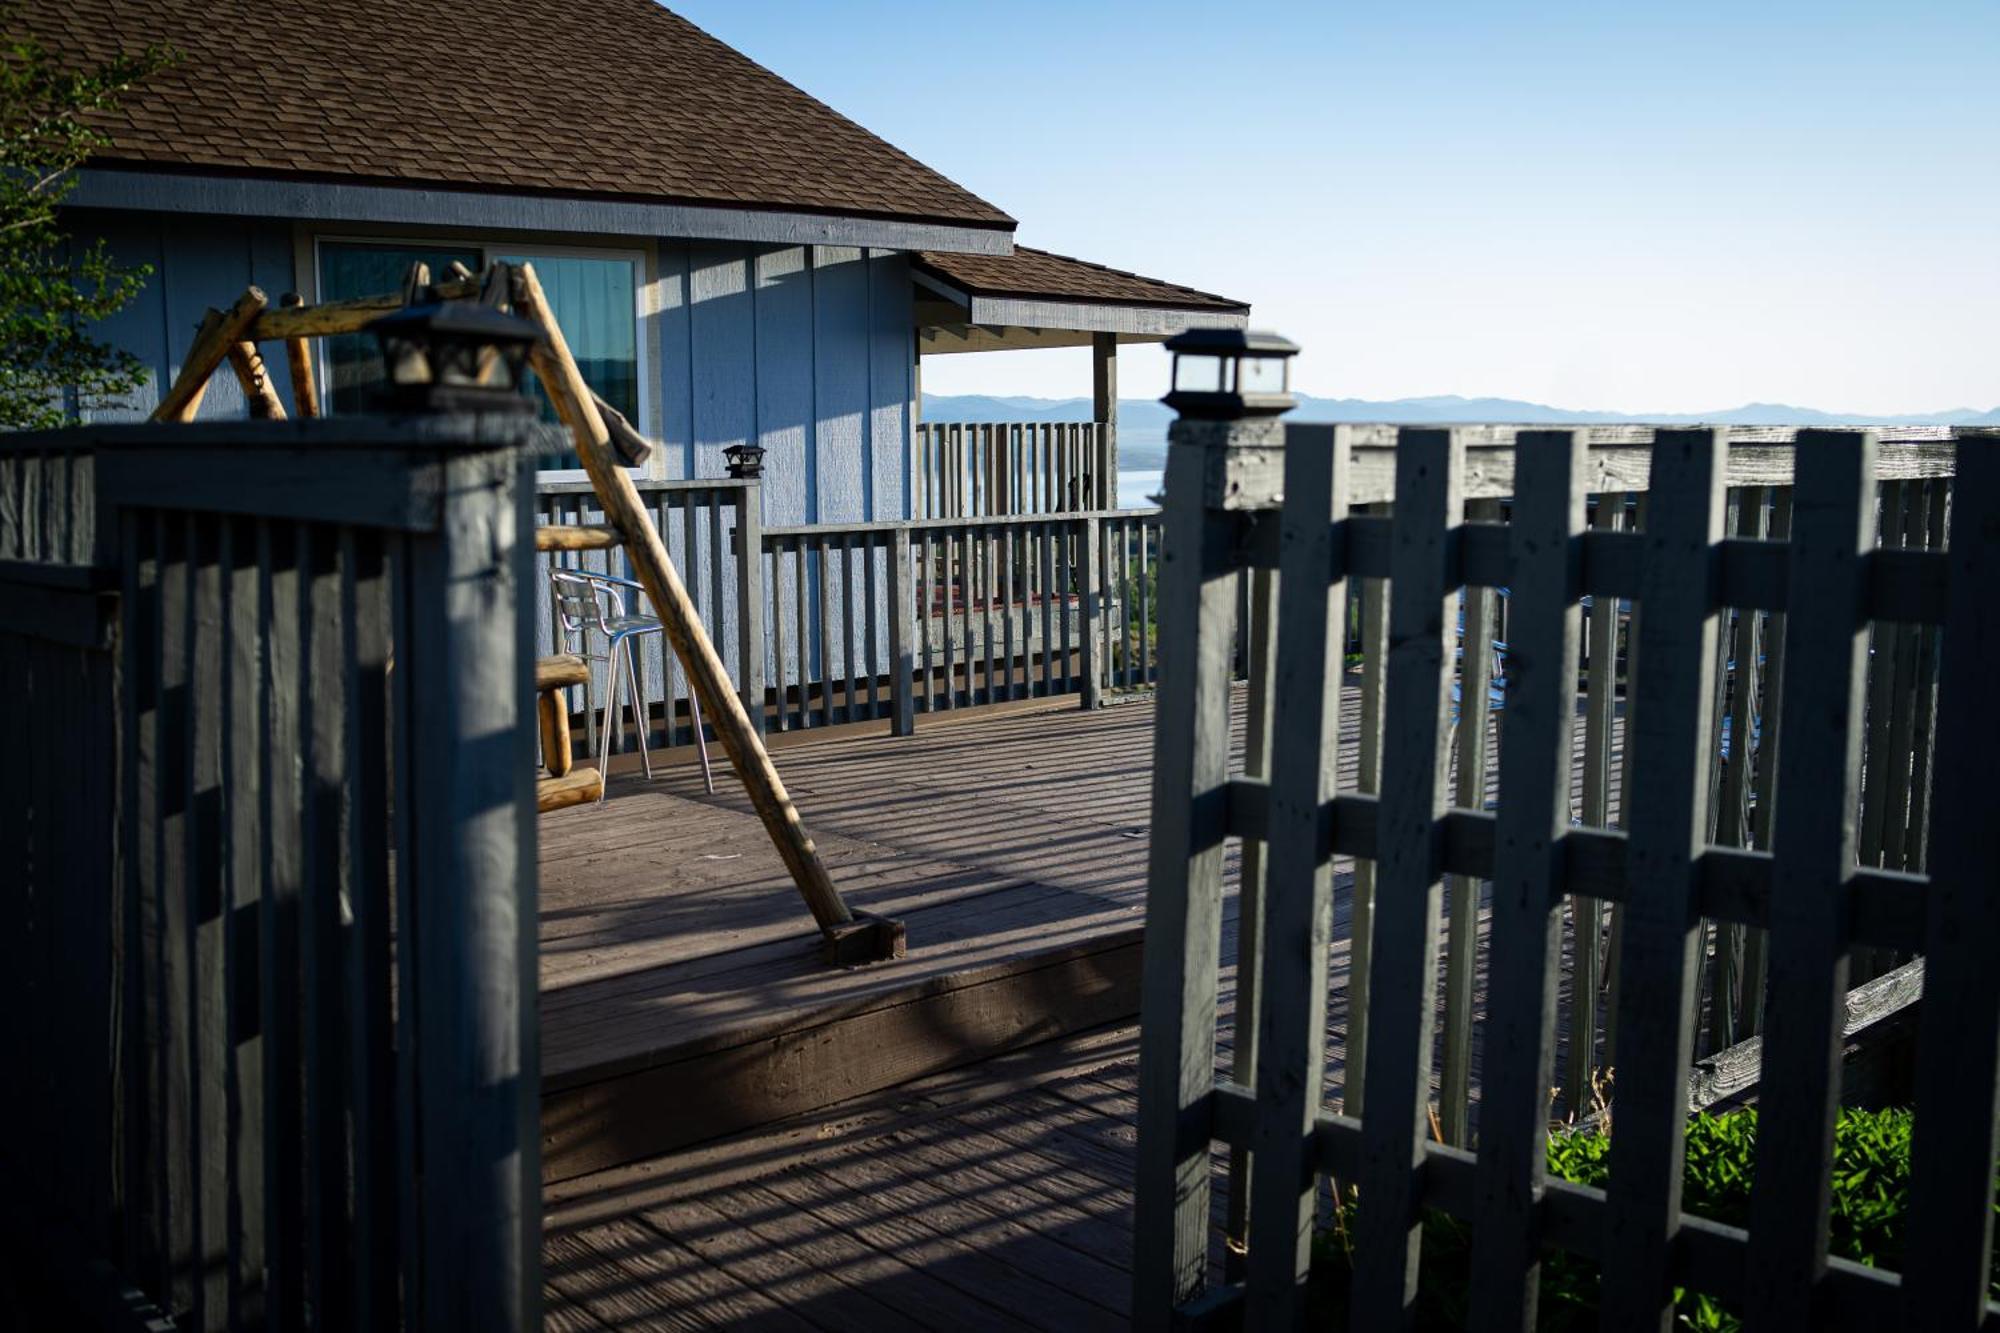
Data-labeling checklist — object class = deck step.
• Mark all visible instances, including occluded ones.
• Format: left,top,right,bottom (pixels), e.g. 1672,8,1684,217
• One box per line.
537,768,602,812
534,523,623,552
536,653,590,692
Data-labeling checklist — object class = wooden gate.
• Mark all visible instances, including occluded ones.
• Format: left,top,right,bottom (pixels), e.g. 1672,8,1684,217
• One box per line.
1132,421,1997,1329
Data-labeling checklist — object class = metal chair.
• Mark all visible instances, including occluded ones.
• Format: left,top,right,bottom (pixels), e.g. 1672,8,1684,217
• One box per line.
547,567,714,801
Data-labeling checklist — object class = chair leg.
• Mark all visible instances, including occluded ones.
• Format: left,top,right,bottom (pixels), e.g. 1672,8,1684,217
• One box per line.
598,638,624,805
624,637,654,781
689,678,715,795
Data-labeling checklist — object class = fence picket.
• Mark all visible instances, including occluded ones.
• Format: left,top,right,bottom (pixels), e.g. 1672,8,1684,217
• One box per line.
1469,428,1586,1330
1602,429,1728,1331
1745,430,1877,1327
1242,426,1350,1324
1902,431,2000,1331
1351,428,1464,1332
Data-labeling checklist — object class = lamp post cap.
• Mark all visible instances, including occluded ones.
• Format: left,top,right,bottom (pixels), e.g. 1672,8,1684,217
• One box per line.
1163,328,1299,357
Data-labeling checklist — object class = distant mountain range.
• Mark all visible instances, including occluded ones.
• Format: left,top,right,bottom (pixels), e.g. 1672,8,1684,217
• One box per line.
923,392,2000,433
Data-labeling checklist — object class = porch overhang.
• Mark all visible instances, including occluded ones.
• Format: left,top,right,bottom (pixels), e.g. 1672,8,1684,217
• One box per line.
912,246,1248,353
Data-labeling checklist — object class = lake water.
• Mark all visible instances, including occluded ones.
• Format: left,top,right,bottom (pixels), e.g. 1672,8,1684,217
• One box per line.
1118,469,1164,510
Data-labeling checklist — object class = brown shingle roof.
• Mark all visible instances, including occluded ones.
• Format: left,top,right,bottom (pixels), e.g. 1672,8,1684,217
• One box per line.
21,0,1014,231
914,246,1246,311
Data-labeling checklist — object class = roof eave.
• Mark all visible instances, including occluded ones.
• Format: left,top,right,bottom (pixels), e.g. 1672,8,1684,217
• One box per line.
68,163,1017,255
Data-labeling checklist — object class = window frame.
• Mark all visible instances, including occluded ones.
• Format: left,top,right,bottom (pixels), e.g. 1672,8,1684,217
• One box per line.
309,232,653,479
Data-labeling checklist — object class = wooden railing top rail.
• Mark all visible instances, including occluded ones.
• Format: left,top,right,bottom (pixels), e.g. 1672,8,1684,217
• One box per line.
760,506,1160,542
537,476,758,497
1294,423,1955,503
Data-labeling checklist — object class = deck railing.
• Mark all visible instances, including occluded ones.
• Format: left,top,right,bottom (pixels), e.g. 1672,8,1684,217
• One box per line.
531,477,1163,759
914,420,1112,518
1,418,548,1331
1132,420,1986,1330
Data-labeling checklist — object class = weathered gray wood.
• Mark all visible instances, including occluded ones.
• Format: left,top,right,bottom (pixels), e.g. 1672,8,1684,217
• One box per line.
735,485,765,735
1602,430,1726,1332
1224,555,1277,1281
889,527,915,735
1441,496,1501,1147
1740,486,1795,1036
1901,430,2000,1331
1470,429,1585,1331
257,518,306,1322
1744,430,1877,1329
1344,522,1389,1116
1080,517,1104,709
1352,428,1463,1332
1243,424,1349,1325
1688,957,1923,1112
396,445,540,1330
188,515,229,1332
1132,422,1247,1325
1569,495,1620,1111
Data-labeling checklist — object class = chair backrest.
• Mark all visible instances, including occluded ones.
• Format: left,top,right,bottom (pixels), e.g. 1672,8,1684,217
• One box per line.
548,568,629,640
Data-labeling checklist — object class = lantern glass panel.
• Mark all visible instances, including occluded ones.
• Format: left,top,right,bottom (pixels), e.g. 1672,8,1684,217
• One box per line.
1174,353,1224,394
1239,355,1287,395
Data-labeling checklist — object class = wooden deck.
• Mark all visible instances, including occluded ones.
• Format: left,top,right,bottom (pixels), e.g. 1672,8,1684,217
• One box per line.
538,693,1212,1182
536,685,1624,1326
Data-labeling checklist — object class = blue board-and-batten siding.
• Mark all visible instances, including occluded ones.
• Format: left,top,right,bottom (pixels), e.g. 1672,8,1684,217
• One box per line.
664,241,913,528
72,215,917,529
72,209,299,425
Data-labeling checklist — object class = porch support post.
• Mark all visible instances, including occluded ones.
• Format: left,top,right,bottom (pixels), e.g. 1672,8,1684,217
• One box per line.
1093,332,1118,509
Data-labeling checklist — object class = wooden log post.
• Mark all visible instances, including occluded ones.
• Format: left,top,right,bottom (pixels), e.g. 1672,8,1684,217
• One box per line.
1093,332,1118,509
226,341,288,420
153,288,271,423
1601,430,1728,1331
1132,412,1275,1326
510,264,897,964
278,293,320,418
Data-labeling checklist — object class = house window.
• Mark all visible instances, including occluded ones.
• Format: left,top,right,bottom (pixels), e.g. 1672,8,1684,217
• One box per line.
316,239,645,470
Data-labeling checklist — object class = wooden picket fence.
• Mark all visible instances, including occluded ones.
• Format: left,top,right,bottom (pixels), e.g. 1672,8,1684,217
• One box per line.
1133,420,1998,1330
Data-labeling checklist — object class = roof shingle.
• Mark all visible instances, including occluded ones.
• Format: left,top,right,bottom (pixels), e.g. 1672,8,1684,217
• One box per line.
915,246,1246,312
19,0,1014,231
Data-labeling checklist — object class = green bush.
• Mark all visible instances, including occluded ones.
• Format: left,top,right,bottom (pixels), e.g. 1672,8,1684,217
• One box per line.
1308,1107,1993,1331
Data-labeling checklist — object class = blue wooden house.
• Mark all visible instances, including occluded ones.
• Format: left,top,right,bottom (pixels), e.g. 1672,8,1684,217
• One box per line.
30,0,1248,528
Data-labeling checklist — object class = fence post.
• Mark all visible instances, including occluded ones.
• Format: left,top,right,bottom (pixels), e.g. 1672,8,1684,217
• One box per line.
1132,405,1281,1325
735,481,766,735
395,444,540,1331
888,525,915,736
1079,516,1103,709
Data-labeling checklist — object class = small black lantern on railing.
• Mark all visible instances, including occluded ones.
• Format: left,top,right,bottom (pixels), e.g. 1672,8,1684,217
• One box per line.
1162,329,1300,420
365,299,544,415
723,442,767,479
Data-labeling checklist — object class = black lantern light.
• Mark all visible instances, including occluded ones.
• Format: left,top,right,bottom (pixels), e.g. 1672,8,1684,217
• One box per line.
1161,329,1300,420
723,442,767,479
365,299,544,415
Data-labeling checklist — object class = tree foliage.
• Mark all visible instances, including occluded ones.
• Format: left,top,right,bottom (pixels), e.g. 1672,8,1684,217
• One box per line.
0,9,174,428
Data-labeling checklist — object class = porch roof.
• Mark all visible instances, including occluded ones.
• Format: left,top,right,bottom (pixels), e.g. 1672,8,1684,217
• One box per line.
912,246,1250,353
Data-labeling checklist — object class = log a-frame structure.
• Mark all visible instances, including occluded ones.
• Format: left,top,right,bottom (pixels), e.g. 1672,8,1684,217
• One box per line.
150,259,904,965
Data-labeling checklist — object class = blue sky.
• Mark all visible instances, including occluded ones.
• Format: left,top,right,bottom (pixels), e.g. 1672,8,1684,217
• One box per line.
672,2,1999,415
